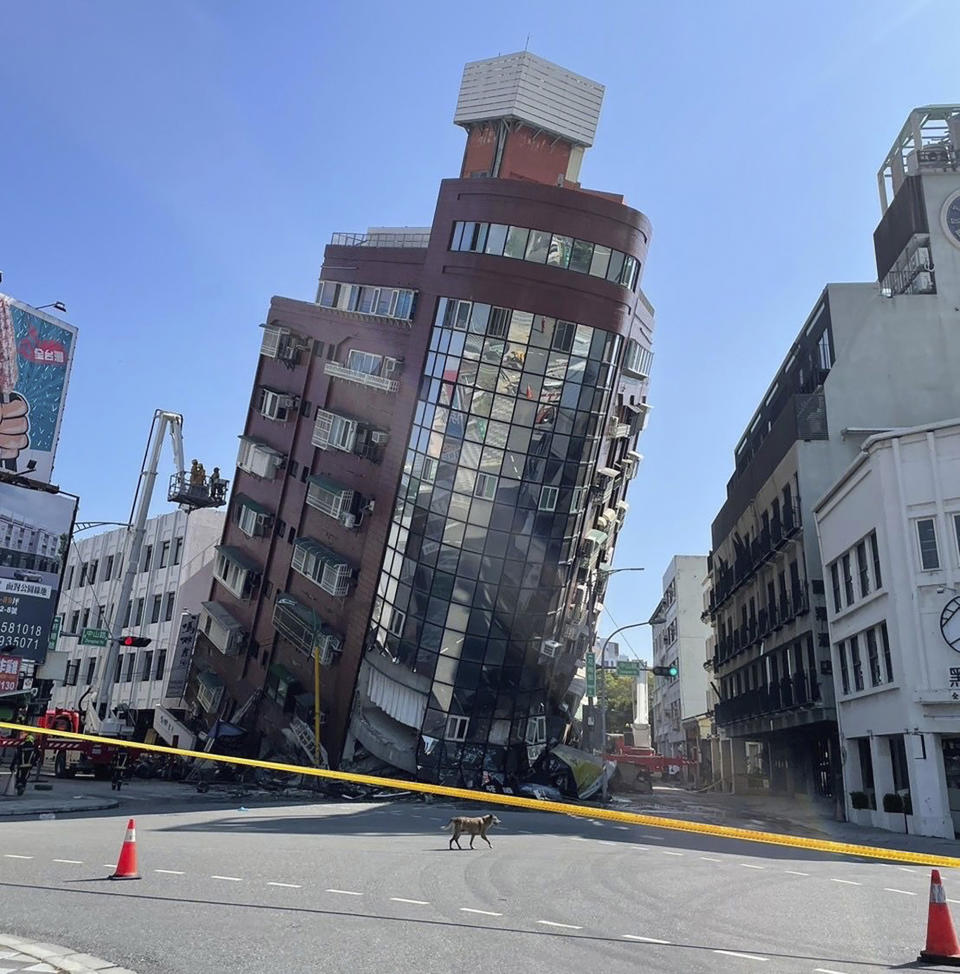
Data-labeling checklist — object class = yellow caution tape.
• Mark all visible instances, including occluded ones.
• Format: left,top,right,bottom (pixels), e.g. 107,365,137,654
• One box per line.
3,720,957,869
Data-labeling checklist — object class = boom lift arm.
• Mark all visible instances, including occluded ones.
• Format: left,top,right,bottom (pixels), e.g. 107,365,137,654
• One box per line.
89,410,227,733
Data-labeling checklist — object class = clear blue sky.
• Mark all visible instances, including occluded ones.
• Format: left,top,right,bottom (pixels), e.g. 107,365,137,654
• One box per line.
1,0,957,660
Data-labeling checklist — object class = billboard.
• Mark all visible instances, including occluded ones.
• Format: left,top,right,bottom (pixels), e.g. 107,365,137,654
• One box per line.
0,654,20,693
0,481,76,663
0,294,78,484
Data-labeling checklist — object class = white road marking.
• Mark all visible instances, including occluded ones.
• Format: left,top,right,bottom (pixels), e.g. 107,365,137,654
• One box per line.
211,875,243,882
571,836,588,842
662,851,684,856
713,949,767,961
4,854,32,859
52,859,83,864
155,869,185,875
950,899,960,905
740,863,764,869
103,864,117,869
267,882,302,888
897,866,916,873
632,846,650,851
598,840,618,846
814,968,851,974
517,830,533,834
391,897,430,905
326,888,362,896
883,888,917,896
623,934,671,944
830,879,861,886
460,908,503,916
784,870,809,876
637,833,665,841
613,826,629,831
700,856,722,862
537,920,582,929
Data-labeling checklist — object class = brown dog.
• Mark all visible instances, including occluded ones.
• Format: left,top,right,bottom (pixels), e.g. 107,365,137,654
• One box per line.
441,813,502,849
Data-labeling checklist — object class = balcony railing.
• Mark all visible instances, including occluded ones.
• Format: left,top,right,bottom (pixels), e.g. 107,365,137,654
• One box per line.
272,594,343,663
712,588,811,668
330,230,431,248
324,361,400,393
706,502,803,617
714,669,822,726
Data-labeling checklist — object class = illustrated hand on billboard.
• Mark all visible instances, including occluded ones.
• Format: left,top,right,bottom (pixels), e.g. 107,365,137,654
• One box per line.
0,395,28,460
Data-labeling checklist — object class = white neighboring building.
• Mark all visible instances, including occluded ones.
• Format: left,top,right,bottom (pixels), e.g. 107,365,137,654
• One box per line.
50,508,224,743
650,555,712,758
814,419,960,838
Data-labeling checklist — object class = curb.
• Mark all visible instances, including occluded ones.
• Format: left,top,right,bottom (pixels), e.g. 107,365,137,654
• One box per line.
0,933,136,973
0,798,121,818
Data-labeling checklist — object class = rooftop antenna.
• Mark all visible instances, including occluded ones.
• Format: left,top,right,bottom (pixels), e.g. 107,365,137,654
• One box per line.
524,33,531,51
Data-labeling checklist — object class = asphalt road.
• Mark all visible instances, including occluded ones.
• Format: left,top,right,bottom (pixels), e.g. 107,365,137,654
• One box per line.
0,795,955,974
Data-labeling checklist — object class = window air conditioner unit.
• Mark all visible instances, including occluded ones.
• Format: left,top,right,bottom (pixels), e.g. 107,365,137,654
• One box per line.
341,513,357,530
369,431,389,445
914,271,934,293
540,639,561,659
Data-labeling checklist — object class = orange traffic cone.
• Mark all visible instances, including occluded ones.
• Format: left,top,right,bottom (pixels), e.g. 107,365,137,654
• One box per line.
109,818,141,881
919,869,960,965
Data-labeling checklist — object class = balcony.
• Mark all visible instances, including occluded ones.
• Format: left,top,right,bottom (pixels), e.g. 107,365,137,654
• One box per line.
324,360,400,393
306,474,355,522
291,537,354,597
714,668,822,726
260,325,305,365
330,230,431,249
713,588,811,669
272,593,343,663
198,601,247,656
707,502,803,616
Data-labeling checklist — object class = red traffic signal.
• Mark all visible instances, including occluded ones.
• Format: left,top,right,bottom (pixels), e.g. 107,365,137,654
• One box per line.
118,636,152,648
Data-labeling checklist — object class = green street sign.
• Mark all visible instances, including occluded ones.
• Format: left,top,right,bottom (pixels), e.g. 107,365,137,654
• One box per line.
48,615,61,651
585,651,597,696
80,628,110,647
617,660,642,677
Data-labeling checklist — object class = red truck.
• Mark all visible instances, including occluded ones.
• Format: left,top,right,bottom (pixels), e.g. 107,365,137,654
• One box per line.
604,738,695,793
0,709,138,780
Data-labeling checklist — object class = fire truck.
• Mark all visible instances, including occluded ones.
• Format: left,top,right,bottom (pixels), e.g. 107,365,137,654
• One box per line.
41,709,138,779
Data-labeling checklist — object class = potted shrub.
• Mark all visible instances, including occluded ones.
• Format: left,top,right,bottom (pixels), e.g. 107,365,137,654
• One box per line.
850,790,869,809
883,793,904,813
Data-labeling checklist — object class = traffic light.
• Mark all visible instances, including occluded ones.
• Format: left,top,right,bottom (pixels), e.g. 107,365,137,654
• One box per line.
651,664,679,678
118,636,152,648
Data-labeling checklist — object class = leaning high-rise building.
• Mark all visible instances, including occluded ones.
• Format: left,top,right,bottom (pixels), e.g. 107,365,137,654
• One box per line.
186,52,656,787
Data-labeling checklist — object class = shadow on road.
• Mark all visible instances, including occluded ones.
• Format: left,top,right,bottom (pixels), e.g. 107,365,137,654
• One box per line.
0,879,904,970
150,802,919,865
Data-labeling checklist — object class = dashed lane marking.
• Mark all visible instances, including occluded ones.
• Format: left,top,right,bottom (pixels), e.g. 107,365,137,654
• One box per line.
784,870,809,876
662,851,684,857
830,879,861,886
211,875,243,882
701,856,722,862
267,882,302,889
740,863,764,869
326,888,362,896
536,920,582,930
391,897,430,905
154,869,185,875
883,888,917,896
52,859,83,864
713,949,767,961
4,854,32,859
613,826,630,831
623,934,671,944
814,968,851,973
460,908,503,917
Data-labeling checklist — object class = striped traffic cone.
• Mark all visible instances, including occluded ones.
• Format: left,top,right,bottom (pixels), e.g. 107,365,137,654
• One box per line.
919,869,960,965
109,818,141,881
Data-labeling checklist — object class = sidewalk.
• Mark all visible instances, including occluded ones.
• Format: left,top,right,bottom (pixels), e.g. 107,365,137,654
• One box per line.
0,934,135,973
0,774,119,817
624,784,960,859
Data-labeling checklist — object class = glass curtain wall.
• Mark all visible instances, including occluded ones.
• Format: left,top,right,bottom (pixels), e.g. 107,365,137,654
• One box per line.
367,297,621,785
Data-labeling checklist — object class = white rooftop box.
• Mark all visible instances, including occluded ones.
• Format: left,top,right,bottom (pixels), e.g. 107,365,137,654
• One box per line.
454,52,604,148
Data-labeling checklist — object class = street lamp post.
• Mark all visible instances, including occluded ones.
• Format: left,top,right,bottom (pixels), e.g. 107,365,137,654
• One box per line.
278,597,322,768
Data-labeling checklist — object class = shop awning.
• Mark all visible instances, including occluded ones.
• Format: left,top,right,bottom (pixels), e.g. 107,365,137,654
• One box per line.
235,494,271,516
